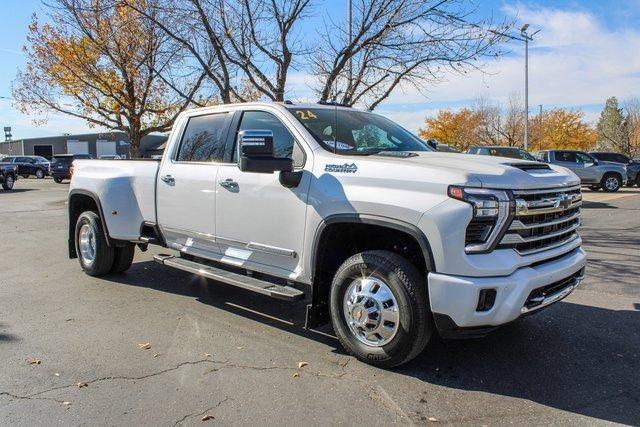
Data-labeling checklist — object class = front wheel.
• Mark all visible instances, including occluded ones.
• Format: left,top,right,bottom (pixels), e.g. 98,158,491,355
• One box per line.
329,250,432,368
75,211,115,276
35,169,45,179
2,175,14,190
601,173,622,192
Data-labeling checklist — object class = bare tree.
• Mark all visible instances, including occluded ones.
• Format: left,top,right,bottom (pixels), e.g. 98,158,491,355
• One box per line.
314,0,512,110
13,0,210,157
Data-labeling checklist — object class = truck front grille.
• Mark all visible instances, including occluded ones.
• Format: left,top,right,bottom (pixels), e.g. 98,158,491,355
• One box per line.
498,185,582,255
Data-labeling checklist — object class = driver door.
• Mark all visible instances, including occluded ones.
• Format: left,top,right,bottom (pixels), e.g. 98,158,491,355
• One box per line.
214,109,311,279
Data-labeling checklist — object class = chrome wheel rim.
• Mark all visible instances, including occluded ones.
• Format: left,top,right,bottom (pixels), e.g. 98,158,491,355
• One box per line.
5,176,13,188
36,170,44,178
78,224,96,266
605,177,619,190
343,277,400,347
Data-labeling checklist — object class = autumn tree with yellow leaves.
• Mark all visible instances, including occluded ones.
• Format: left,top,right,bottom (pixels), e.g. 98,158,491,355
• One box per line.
12,0,210,157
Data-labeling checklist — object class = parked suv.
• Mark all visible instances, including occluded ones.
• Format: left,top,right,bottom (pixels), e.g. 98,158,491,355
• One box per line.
589,151,640,187
1,156,50,179
536,150,627,192
51,154,94,183
467,146,536,161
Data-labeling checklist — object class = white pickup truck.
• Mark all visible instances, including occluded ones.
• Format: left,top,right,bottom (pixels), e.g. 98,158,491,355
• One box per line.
68,102,586,367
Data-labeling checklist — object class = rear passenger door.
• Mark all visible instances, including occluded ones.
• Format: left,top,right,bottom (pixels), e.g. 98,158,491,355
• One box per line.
157,111,232,256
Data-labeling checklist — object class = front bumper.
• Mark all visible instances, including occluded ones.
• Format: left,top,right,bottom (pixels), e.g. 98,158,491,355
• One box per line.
428,247,586,333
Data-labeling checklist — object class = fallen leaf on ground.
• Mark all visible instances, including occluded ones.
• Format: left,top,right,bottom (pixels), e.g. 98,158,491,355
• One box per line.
27,358,41,365
293,373,299,378
427,417,439,422
154,353,160,358
54,373,60,377
76,382,88,388
204,353,212,357
201,414,214,421
297,362,308,368
62,401,71,406
236,346,243,350
138,342,151,350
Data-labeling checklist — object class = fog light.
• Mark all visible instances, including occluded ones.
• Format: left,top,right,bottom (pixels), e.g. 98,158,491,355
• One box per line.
476,289,497,312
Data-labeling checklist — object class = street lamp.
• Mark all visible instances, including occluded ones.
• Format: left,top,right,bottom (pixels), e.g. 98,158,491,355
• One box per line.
520,24,540,151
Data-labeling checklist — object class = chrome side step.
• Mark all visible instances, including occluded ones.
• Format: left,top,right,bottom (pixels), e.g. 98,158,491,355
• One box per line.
153,254,304,302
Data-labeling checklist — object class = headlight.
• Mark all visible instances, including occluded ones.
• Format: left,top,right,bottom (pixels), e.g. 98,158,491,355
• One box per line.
448,186,514,253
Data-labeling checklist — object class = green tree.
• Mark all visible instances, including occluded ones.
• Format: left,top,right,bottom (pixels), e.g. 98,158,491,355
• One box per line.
596,96,629,154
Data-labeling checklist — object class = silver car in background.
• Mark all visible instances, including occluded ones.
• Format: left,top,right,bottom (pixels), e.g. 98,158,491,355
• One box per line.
535,150,627,192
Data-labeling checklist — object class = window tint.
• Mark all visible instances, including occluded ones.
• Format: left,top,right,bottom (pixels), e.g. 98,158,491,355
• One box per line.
556,151,577,162
17,157,31,163
177,113,229,162
614,154,629,163
235,111,304,166
576,153,594,163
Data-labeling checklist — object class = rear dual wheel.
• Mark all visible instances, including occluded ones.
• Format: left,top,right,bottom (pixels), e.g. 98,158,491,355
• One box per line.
329,250,432,368
75,211,135,276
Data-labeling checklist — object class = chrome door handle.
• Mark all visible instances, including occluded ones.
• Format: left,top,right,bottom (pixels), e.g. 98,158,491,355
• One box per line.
161,174,175,184
219,179,238,189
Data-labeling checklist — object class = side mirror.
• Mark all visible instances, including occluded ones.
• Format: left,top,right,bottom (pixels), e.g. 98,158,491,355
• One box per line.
426,139,438,150
238,130,293,174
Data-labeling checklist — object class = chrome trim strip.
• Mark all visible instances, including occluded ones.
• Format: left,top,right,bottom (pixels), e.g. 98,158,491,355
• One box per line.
509,211,581,231
511,185,581,195
512,233,580,255
501,223,580,244
515,200,582,215
246,242,297,258
521,274,584,314
163,225,217,241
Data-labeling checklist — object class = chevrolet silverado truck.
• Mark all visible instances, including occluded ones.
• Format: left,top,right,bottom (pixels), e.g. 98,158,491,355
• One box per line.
0,161,18,190
68,103,586,367
536,149,627,192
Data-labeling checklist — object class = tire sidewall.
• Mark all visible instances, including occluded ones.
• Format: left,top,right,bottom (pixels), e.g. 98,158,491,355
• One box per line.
602,174,621,192
330,253,428,366
3,175,14,190
75,211,113,275
36,169,44,179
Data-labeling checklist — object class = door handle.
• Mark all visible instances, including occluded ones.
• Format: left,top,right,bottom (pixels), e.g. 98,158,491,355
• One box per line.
219,178,238,189
161,174,175,184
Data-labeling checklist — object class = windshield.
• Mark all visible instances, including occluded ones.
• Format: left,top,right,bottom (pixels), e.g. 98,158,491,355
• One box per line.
488,147,535,161
287,107,432,155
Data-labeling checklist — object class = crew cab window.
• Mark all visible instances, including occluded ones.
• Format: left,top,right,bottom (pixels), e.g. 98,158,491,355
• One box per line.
555,151,577,162
177,113,229,162
234,111,304,167
576,153,595,164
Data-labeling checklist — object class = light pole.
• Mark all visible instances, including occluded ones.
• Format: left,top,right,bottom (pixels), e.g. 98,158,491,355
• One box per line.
347,0,353,85
520,24,540,151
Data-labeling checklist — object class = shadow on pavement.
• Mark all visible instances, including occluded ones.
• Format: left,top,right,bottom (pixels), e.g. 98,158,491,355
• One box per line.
0,189,39,194
104,260,640,425
0,323,19,343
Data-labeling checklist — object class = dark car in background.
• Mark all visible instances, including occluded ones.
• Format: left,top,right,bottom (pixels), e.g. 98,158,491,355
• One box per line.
1,156,50,179
50,154,94,183
589,151,640,187
0,161,18,190
467,145,536,161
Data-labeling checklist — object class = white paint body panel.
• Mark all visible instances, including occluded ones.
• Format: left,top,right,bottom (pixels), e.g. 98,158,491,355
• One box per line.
69,102,586,328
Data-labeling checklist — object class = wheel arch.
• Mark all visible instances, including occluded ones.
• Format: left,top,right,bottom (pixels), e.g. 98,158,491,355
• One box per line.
68,189,113,258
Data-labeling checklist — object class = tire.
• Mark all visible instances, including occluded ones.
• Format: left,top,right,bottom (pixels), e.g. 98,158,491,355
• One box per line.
35,169,45,179
601,173,622,192
111,243,135,273
588,185,600,191
329,250,432,368
22,174,30,179
2,174,14,190
75,211,115,276
54,177,64,183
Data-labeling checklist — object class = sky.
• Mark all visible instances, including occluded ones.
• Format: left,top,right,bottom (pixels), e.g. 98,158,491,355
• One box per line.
1,0,639,139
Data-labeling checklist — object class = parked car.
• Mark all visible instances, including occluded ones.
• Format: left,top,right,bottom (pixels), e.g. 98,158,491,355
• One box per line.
0,160,18,190
98,154,122,160
535,150,627,192
1,155,50,179
67,102,586,368
467,146,536,161
50,154,94,183
589,151,640,187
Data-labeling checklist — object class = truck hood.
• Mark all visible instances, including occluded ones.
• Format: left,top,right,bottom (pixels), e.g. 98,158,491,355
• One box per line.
372,151,580,189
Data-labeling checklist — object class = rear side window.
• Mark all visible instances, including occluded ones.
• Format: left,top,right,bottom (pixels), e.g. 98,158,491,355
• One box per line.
177,113,229,162
555,151,577,162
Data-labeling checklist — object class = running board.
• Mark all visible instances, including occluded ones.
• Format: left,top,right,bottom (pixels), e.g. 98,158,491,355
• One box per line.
153,254,304,302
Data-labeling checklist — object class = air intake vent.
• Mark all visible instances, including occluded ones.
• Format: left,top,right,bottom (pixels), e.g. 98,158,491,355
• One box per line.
508,163,551,171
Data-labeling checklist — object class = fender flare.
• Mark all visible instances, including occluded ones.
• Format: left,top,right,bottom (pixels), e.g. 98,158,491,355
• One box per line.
68,189,113,258
310,213,436,279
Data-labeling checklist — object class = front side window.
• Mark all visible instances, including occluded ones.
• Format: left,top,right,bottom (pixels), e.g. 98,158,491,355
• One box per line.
234,111,304,166
556,151,577,163
576,153,595,164
177,113,229,162
288,107,431,155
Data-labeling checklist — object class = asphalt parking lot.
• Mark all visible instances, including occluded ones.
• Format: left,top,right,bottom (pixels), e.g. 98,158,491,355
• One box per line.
1,179,639,426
